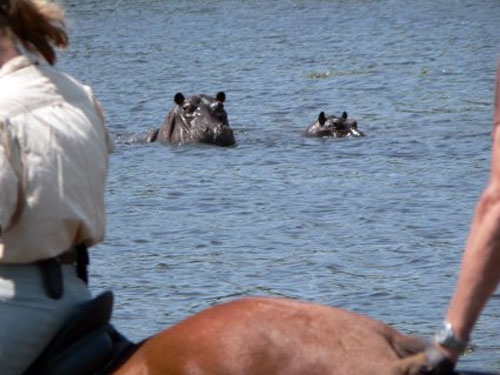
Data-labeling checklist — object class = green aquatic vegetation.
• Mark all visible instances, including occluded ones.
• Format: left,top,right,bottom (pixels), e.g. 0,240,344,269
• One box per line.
306,69,370,79
419,67,429,76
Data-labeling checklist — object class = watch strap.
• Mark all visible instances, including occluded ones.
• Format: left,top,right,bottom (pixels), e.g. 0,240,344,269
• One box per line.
434,322,468,352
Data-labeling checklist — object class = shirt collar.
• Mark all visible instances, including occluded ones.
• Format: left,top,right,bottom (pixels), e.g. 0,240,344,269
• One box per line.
0,54,40,78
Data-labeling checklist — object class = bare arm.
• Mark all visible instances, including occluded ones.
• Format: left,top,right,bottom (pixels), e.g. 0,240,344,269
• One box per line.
441,61,500,360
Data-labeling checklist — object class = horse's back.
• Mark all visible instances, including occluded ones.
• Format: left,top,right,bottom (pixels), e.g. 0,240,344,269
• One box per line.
113,297,424,375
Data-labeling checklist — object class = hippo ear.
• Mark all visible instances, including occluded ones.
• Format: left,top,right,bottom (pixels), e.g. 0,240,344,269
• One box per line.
216,91,226,103
342,111,348,119
174,93,185,105
318,111,326,126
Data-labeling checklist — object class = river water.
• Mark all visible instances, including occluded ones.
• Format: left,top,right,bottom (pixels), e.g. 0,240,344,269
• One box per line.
60,0,500,371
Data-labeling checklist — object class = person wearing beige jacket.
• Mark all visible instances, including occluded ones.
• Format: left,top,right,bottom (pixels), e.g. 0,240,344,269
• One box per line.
0,1,113,374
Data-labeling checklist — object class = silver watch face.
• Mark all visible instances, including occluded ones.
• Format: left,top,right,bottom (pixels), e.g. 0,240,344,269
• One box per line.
435,323,452,343
434,322,467,351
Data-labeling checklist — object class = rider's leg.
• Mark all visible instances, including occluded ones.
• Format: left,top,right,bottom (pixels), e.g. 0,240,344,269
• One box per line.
0,263,91,375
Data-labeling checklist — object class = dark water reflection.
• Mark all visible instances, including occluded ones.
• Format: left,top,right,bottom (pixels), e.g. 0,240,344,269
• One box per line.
61,0,500,370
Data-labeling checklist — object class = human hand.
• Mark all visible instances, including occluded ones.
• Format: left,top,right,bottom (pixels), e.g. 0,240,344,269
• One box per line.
424,344,456,374
390,345,456,375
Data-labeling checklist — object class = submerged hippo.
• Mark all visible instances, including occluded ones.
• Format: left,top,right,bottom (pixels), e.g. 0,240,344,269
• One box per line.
304,111,364,138
149,91,236,146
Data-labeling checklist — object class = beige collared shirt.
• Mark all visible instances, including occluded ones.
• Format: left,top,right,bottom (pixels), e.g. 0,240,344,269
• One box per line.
0,55,114,263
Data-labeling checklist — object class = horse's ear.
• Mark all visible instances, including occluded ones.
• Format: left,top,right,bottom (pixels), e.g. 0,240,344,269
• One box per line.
216,91,226,102
318,111,326,126
342,111,348,119
174,93,185,105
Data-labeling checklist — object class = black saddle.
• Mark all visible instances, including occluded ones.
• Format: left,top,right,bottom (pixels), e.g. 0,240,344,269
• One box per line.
24,291,136,375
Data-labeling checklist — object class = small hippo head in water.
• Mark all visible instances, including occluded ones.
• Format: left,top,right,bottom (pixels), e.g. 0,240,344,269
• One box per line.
153,91,235,147
304,111,364,138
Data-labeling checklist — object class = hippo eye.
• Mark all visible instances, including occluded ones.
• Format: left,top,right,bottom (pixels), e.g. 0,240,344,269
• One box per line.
183,103,196,113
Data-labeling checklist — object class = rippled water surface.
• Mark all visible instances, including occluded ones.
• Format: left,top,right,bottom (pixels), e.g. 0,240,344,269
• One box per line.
61,0,500,370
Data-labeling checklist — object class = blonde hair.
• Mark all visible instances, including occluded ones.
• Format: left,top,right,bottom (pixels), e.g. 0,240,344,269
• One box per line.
0,0,68,65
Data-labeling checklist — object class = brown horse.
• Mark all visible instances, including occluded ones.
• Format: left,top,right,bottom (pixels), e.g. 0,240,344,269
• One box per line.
27,292,497,375
112,296,428,375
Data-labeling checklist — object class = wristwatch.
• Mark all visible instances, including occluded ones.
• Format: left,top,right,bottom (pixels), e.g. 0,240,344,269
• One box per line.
434,322,468,352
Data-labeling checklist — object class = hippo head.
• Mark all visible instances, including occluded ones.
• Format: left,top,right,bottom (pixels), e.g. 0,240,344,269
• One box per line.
303,111,364,138
156,91,235,146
